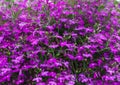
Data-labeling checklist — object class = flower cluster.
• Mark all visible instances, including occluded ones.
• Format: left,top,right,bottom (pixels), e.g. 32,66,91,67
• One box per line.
0,0,120,85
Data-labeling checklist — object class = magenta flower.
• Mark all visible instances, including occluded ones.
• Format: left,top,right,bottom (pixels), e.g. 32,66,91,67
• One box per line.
89,63,97,68
0,36,4,43
49,44,59,48
0,56,7,67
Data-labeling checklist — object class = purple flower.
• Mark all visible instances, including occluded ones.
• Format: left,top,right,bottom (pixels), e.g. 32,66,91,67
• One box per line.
0,36,4,43
83,53,92,58
66,81,75,85
67,54,75,60
37,82,46,85
75,26,85,31
93,72,100,78
47,26,54,31
76,55,83,61
114,57,120,62
48,81,57,85
33,77,42,82
41,71,49,76
0,56,7,67
89,63,97,68
54,35,63,40
49,72,56,77
60,41,67,47
49,44,59,48
60,18,67,22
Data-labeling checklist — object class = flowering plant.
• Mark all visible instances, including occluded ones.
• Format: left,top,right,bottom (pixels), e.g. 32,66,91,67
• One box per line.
0,0,120,85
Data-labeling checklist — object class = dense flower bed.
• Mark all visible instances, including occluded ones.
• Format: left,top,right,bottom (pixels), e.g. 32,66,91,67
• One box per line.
0,0,120,85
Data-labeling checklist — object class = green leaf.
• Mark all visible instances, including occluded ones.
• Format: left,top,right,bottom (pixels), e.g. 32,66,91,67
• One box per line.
67,14,74,19
12,10,21,19
34,68,41,74
79,10,83,14
6,0,14,2
98,4,104,11
64,35,71,40
75,82,86,85
114,1,119,5
94,23,99,33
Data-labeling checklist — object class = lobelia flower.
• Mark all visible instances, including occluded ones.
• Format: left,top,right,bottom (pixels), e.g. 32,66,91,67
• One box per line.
75,55,83,61
60,18,68,22
89,63,97,68
33,77,42,83
48,72,56,77
83,53,92,58
48,81,57,85
97,59,103,66
0,56,7,67
49,44,59,48
36,82,46,85
114,56,120,63
66,81,75,85
58,77,65,83
93,72,100,78
41,71,49,77
66,54,75,60
0,36,4,43
11,55,24,64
